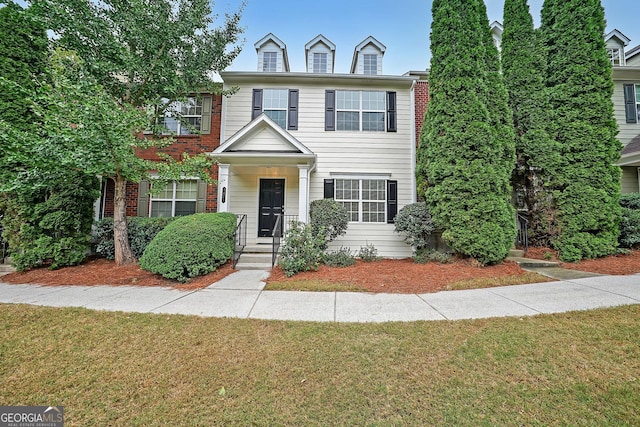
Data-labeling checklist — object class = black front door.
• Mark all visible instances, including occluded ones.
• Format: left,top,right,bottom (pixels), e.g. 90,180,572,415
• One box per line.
258,179,285,237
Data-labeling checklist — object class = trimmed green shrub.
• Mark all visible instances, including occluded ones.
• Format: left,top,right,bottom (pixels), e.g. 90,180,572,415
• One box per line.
414,248,452,265
619,207,640,249
323,247,356,268
394,202,436,250
139,213,236,282
310,199,349,249
94,216,174,260
358,243,381,262
620,193,640,210
277,221,325,277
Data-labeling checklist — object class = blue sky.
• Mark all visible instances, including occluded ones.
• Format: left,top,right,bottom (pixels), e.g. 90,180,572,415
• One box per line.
216,0,640,75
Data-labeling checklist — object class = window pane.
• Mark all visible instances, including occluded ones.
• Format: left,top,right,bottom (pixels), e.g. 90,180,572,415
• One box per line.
362,112,385,131
175,201,196,216
263,52,277,72
364,54,377,75
337,91,359,109
337,111,359,131
636,85,640,103
181,97,202,116
362,91,385,110
336,179,359,200
339,201,359,221
362,180,385,200
265,110,287,128
154,182,173,199
160,116,179,134
176,180,197,199
179,117,202,135
362,202,385,222
263,89,288,109
150,201,172,217
313,53,327,73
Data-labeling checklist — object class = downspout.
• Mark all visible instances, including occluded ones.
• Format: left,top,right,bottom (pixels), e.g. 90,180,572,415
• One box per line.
410,79,417,204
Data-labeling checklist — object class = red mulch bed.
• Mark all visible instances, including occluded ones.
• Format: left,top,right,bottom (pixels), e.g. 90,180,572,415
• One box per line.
526,247,640,275
3,249,639,294
2,258,236,291
266,258,532,294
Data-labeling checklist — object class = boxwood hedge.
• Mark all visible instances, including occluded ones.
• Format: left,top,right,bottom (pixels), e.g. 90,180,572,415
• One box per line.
139,213,236,282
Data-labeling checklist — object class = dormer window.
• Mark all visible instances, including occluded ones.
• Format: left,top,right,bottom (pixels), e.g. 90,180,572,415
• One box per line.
313,53,328,73
363,54,378,75
263,52,277,72
608,48,622,65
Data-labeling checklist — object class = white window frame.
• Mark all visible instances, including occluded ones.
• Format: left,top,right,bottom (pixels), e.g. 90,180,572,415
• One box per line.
336,90,385,132
262,88,289,128
160,97,203,135
363,54,378,75
263,51,277,72
608,48,622,66
313,52,328,73
334,178,386,223
149,179,198,217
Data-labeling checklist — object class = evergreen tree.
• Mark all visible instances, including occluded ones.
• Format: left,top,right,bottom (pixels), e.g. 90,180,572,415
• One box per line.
540,0,621,261
417,0,516,265
501,0,559,246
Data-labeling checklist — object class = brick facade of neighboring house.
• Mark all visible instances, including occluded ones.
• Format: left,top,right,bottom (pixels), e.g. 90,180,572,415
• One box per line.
413,77,430,146
98,94,223,219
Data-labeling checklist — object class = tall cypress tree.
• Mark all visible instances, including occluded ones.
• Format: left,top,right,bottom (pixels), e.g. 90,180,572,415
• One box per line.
417,0,516,265
502,0,559,246
540,0,621,261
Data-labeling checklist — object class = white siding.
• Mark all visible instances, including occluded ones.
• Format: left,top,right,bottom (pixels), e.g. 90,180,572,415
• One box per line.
222,78,414,257
233,126,294,151
627,55,640,67
613,80,640,146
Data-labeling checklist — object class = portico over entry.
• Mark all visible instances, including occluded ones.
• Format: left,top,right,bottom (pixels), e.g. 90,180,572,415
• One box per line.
211,114,316,243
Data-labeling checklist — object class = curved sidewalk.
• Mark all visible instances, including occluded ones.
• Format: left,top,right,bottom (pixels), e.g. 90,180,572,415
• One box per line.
1,270,639,322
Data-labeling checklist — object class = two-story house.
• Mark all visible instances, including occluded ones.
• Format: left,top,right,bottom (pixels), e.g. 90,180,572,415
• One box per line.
608,30,640,193
212,33,417,257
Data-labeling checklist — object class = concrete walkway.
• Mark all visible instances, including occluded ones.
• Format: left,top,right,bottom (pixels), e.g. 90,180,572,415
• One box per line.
1,270,639,322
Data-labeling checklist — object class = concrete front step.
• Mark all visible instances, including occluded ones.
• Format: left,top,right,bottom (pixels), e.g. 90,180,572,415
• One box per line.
0,263,16,276
509,249,525,258
235,246,277,270
506,256,559,268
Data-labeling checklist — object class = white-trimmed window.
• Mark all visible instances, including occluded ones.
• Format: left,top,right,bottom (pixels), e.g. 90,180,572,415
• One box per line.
262,89,289,128
335,178,386,223
150,180,198,217
160,97,203,135
263,52,277,72
363,54,378,75
608,48,622,66
313,53,328,73
336,90,385,131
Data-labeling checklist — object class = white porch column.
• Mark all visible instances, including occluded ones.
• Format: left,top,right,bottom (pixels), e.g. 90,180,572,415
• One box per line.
218,164,230,213
298,165,310,223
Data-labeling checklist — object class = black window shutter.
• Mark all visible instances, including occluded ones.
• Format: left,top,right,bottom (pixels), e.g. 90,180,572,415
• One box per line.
252,89,263,120
325,90,335,131
288,89,299,130
624,84,637,123
324,179,335,199
387,91,397,132
387,180,397,223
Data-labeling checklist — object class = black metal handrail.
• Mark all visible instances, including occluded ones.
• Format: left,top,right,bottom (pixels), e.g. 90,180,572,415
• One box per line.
233,214,247,268
516,212,529,256
271,214,283,267
0,214,7,264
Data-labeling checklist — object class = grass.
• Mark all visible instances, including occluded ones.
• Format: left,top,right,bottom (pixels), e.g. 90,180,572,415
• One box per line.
445,272,555,291
1,304,639,425
265,278,369,292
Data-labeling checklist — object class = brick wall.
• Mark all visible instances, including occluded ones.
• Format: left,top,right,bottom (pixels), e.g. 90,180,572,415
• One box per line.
414,80,430,147
101,94,223,218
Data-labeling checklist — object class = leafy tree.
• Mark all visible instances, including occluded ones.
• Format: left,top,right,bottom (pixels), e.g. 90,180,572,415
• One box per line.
417,0,516,265
501,0,559,246
540,0,621,261
25,0,244,265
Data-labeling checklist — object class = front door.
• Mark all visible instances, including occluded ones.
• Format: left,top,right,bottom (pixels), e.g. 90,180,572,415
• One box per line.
258,179,285,237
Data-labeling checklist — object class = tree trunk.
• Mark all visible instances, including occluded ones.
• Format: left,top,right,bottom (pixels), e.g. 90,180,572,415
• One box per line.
113,175,136,265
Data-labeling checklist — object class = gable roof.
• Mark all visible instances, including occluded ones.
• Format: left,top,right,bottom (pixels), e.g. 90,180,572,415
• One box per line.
212,114,316,165
350,36,386,73
305,34,336,73
605,29,631,46
254,33,290,72
626,44,640,62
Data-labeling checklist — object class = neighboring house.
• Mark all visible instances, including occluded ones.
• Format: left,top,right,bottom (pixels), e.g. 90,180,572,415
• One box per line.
608,29,640,193
212,33,417,257
97,94,223,219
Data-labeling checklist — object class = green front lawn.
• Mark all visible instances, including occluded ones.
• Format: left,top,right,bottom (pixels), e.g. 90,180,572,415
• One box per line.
1,304,638,425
